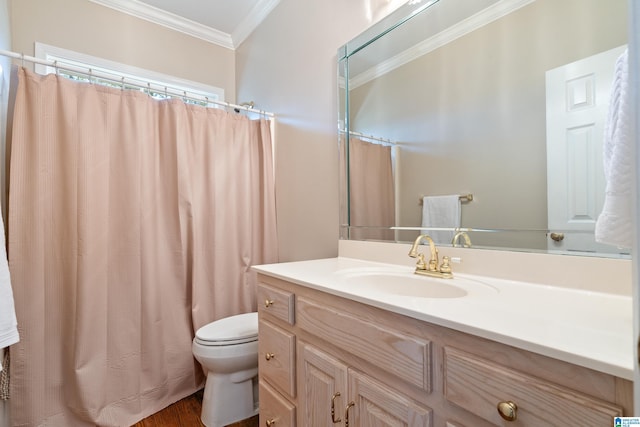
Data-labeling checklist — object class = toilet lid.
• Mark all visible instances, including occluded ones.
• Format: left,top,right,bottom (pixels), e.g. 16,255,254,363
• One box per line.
195,312,258,345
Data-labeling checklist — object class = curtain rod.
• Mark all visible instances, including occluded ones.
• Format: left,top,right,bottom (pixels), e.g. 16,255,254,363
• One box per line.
343,130,395,146
0,49,274,118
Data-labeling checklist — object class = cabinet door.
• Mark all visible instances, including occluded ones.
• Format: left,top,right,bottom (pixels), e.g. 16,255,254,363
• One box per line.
348,370,432,427
298,341,348,427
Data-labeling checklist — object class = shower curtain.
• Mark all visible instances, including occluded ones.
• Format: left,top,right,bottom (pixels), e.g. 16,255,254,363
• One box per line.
348,138,395,241
7,68,278,426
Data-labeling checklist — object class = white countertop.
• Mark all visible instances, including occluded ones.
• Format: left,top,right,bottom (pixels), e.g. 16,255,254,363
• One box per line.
253,256,634,380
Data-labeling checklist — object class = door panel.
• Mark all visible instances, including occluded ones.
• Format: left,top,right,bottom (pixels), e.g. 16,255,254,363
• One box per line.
348,370,432,427
545,45,627,253
298,341,348,427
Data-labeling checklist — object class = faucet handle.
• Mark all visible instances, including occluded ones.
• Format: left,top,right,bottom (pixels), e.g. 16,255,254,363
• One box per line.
440,256,452,274
416,253,427,270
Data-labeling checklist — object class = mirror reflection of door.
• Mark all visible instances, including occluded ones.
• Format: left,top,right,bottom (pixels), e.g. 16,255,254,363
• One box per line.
545,45,627,254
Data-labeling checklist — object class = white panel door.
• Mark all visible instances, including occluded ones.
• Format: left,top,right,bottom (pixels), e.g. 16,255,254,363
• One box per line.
545,45,627,254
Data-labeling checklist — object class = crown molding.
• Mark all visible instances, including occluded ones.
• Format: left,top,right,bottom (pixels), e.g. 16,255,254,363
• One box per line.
350,0,535,89
232,0,281,48
88,0,235,49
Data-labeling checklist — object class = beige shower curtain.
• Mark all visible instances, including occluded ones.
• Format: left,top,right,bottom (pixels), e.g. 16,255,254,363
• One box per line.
7,68,277,426
348,138,395,241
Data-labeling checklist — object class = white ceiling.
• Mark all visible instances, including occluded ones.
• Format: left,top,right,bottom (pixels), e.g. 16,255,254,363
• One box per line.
88,0,280,50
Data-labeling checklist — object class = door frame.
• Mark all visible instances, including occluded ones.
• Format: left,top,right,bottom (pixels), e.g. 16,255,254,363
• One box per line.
630,0,640,413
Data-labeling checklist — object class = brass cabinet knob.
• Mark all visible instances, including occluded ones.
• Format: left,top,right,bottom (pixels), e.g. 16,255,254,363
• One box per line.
265,299,274,308
550,232,565,242
265,352,275,361
266,419,276,426
497,400,518,421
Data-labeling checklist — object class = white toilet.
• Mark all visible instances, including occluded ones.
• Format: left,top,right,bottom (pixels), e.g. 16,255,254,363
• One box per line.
192,312,259,427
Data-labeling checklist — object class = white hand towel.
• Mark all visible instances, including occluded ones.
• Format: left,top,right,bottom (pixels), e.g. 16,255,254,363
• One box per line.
0,210,19,363
421,195,461,244
595,48,632,248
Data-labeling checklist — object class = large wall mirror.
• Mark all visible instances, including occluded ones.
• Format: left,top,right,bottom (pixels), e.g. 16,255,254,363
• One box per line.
338,0,629,257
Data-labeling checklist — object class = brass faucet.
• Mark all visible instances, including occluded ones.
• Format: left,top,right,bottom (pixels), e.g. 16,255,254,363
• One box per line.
451,231,472,248
408,234,453,279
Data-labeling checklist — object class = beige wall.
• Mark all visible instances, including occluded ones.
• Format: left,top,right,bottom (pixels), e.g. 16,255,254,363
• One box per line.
0,0,9,218
236,0,394,262
10,0,236,101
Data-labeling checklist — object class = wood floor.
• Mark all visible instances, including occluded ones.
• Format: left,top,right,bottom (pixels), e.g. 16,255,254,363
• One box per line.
131,390,258,427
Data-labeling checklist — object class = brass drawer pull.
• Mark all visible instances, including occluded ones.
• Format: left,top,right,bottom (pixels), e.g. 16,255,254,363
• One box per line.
497,400,518,421
331,392,342,423
265,299,274,308
265,352,275,361
344,402,355,427
266,419,276,426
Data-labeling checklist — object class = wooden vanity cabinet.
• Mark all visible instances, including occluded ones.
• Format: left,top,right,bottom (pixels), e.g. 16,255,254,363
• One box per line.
257,275,632,427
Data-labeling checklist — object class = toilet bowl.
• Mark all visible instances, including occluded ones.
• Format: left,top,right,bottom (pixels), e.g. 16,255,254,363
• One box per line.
192,312,259,427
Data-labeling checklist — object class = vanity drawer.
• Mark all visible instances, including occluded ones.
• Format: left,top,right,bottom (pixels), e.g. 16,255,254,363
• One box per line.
296,296,432,392
257,283,295,325
259,319,296,398
443,346,623,426
259,380,296,427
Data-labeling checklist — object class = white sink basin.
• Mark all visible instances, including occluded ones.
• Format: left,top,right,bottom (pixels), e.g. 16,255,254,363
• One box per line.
333,267,498,299
341,271,466,298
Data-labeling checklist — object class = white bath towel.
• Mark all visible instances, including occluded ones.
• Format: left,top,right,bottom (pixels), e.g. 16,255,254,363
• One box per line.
595,48,632,248
0,210,18,368
421,195,461,244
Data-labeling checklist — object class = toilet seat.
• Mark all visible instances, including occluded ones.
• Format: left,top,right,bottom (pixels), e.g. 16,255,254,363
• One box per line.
195,312,258,346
